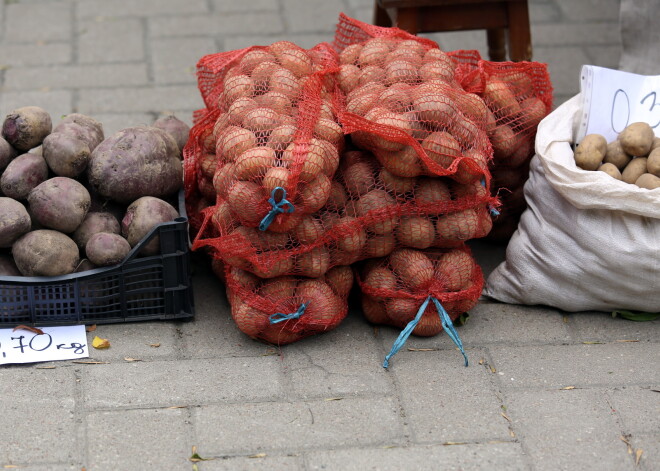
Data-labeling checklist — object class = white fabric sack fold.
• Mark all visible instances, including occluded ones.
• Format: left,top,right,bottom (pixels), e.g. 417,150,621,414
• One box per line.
484,94,660,313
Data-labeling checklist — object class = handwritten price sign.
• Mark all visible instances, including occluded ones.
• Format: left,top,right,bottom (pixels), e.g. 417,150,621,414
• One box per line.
0,325,89,365
578,65,660,144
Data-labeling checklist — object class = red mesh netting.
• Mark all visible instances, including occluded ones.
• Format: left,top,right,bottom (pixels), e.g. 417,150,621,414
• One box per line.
450,56,554,241
192,147,498,279
332,14,494,187
225,264,353,345
357,245,483,336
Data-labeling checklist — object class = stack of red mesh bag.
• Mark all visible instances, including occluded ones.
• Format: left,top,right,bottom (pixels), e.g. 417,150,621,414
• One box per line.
449,50,554,241
332,14,500,366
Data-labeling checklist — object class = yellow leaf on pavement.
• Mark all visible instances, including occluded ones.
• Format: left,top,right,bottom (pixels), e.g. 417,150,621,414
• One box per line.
92,336,110,349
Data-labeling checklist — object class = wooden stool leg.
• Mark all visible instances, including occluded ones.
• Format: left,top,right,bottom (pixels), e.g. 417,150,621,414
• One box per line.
487,28,507,61
507,2,533,61
393,7,420,35
373,1,392,27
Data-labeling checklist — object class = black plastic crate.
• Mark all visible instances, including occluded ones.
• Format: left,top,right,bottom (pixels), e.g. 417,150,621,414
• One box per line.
0,190,194,327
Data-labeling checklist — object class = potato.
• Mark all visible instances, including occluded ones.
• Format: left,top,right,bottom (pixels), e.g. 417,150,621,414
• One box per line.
334,216,367,253
300,172,331,213
88,126,182,204
435,249,474,292
343,161,375,196
42,132,90,178
483,78,522,117
121,196,179,255
363,266,398,293
152,114,190,154
647,148,660,177
324,265,354,298
396,216,436,249
296,279,345,328
621,157,648,184
379,146,424,178
378,167,416,194
597,162,622,180
252,253,294,278
635,173,660,189
435,208,479,244
0,152,48,200
2,106,52,152
233,147,276,180
389,248,434,290
297,246,330,278
618,122,654,156
291,215,323,244
258,276,297,302
72,211,121,250
28,177,91,233
415,177,451,206
0,197,31,248
85,232,131,266
12,229,79,276
575,134,607,171
355,189,398,234
422,131,461,170
363,232,396,258
266,124,296,152
0,136,18,173
518,97,547,130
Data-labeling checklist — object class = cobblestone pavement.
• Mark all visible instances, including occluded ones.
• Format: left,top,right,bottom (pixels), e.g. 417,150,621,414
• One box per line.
1,1,658,470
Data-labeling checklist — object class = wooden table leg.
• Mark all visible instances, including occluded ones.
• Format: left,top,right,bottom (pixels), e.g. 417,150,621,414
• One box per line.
373,1,392,27
393,7,420,34
507,1,533,61
487,28,507,61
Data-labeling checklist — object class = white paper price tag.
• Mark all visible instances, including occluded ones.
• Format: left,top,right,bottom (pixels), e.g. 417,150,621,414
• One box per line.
0,325,89,365
578,65,660,144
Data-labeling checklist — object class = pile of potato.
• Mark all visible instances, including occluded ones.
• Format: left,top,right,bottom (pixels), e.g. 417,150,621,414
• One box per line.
0,106,189,278
575,122,660,189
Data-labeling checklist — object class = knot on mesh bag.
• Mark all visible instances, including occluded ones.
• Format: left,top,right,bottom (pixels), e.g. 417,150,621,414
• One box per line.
383,295,468,369
269,301,310,324
259,187,295,231
481,178,500,217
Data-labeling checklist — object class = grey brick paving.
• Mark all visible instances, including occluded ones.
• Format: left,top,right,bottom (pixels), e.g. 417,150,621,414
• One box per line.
2,1,659,470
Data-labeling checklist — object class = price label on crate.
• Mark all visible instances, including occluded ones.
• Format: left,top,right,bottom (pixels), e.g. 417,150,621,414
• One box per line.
578,65,660,144
0,325,89,365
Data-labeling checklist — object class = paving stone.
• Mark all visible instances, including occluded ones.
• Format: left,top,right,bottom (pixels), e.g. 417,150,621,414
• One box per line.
283,312,393,399
149,13,285,38
77,0,209,18
532,45,591,99
200,455,304,470
490,342,660,389
81,322,178,362
178,268,269,359
222,34,332,51
1,465,81,471
4,64,149,90
0,89,73,120
82,357,286,408
585,44,624,69
506,388,634,471
78,17,144,63
77,85,203,114
0,367,77,463
569,312,659,343
391,348,512,443
608,387,660,434
0,43,71,67
282,0,344,34
459,302,572,346
89,112,156,137
305,442,528,471
211,0,280,12
4,1,72,43
632,433,660,471
532,22,622,47
422,30,488,57
150,36,217,84
86,408,191,470
194,396,403,455
555,0,622,21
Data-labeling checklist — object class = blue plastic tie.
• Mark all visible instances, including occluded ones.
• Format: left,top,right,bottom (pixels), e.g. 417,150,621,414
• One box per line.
259,186,295,231
383,296,468,368
269,301,309,324
480,179,500,217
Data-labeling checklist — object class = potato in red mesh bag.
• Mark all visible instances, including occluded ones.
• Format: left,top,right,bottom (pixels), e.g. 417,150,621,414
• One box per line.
357,246,483,367
225,264,353,345
333,14,492,186
193,147,497,279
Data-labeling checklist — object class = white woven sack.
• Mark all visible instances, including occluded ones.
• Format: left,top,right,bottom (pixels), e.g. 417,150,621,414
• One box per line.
484,94,660,312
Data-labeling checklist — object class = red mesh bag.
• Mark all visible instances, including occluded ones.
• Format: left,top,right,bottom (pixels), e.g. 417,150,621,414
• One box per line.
333,14,494,187
183,41,343,235
193,147,498,279
225,264,353,345
357,245,483,367
450,56,553,241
